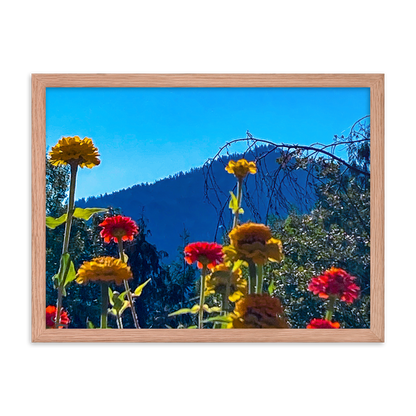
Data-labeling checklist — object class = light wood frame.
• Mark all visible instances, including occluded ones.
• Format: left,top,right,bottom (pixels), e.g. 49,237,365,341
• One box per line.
32,74,384,342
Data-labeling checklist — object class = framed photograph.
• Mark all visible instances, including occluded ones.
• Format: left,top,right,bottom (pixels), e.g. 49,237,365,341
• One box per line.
32,74,384,342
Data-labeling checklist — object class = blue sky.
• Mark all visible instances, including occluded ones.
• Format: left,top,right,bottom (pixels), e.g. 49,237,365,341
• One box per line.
46,87,370,199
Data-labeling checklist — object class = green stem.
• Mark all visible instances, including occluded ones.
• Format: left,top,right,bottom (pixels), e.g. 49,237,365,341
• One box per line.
256,264,263,294
62,163,78,255
116,312,123,329
233,178,243,228
198,266,208,329
325,296,336,321
118,239,140,329
223,283,231,313
248,261,256,295
55,162,78,328
100,282,109,328
54,289,63,327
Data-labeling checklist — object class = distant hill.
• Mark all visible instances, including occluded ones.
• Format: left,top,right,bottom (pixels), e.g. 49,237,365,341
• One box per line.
77,146,315,261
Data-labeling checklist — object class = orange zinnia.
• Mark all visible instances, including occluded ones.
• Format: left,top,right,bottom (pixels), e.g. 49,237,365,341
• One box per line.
76,256,133,286
49,136,100,168
225,159,257,179
184,242,224,269
46,305,70,328
99,215,138,243
307,319,340,329
231,294,289,328
224,222,283,265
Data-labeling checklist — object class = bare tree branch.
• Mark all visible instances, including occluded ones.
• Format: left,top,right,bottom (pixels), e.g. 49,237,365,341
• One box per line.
203,118,370,238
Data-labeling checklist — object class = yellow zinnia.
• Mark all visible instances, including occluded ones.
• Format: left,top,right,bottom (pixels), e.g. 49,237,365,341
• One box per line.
49,136,100,168
224,222,284,265
205,263,247,302
76,256,132,286
225,159,257,180
231,294,289,328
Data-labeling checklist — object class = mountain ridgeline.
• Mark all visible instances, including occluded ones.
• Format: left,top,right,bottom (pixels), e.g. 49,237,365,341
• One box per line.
77,146,316,260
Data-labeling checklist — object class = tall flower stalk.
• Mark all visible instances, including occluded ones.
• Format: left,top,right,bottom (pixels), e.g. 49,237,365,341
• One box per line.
233,178,243,228
99,215,140,328
48,136,100,328
198,265,208,329
184,242,224,328
204,264,247,326
223,222,283,296
76,256,133,328
61,163,78,255
118,239,140,328
100,282,109,328
55,162,78,327
308,267,361,326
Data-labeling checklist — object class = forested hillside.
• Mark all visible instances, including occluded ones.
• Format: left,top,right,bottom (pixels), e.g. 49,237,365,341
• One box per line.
77,146,315,259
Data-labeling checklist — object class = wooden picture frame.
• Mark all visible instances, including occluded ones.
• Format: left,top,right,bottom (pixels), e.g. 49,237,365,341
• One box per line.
32,74,384,342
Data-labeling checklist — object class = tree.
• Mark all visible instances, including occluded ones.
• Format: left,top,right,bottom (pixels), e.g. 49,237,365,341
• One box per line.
142,226,198,328
267,120,370,327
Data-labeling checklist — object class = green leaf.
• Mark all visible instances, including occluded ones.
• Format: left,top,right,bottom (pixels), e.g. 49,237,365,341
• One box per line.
232,260,244,272
119,301,130,315
268,280,276,295
203,315,232,324
172,304,219,314
202,305,222,313
168,308,194,317
229,191,239,213
134,278,151,297
52,253,75,293
46,207,107,228
187,325,197,329
63,260,76,287
108,287,114,306
52,255,75,290
228,192,244,214
46,214,67,229
168,304,200,317
87,319,95,329
108,289,126,311
113,296,124,311
72,207,108,221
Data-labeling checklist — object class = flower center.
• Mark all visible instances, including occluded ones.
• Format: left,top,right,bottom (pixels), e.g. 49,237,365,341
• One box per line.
239,235,267,245
197,255,209,266
112,228,127,238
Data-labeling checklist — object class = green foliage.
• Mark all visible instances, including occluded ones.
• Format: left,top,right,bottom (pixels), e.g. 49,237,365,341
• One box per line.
46,208,108,229
46,155,69,218
229,191,244,214
134,278,151,297
46,214,68,229
108,289,130,317
142,227,198,328
52,253,76,296
168,304,221,317
266,125,371,328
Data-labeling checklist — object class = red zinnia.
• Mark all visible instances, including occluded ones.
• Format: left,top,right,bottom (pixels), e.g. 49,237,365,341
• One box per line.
307,319,340,329
184,242,224,269
99,215,138,243
46,305,70,328
308,267,360,303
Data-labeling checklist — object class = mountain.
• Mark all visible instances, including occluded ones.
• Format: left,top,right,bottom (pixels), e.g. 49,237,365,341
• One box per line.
77,146,315,261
